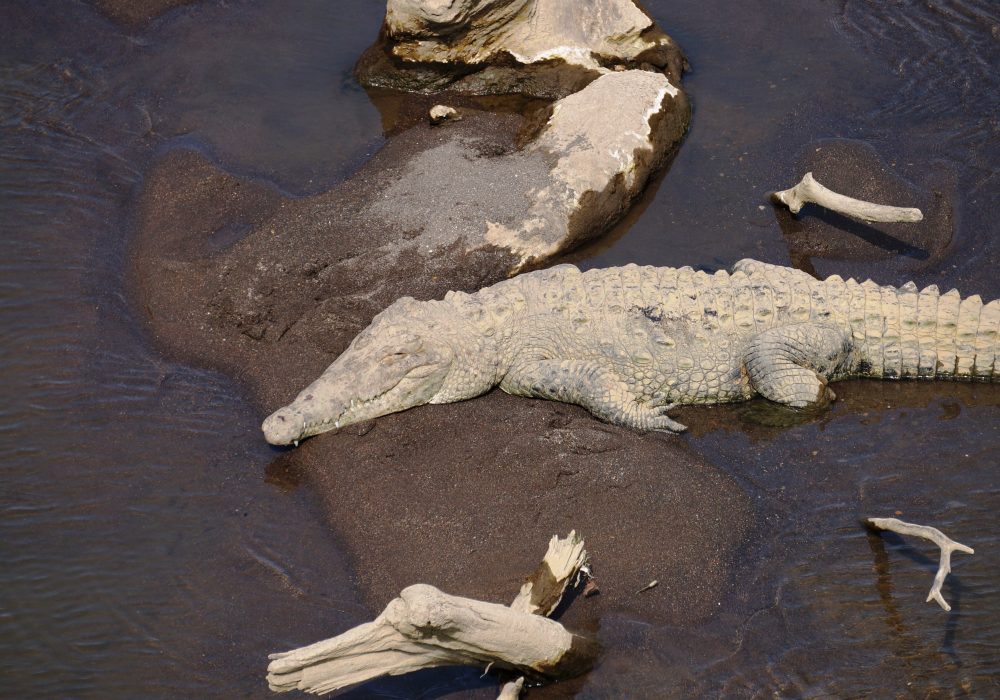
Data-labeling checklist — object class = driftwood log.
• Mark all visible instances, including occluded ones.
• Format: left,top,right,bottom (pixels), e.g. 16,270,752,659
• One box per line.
866,517,975,611
772,172,924,223
266,533,595,696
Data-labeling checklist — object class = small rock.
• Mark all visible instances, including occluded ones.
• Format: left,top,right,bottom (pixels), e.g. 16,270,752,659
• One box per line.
429,105,460,125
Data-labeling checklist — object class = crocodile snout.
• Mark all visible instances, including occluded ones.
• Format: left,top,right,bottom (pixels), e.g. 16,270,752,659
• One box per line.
262,408,305,446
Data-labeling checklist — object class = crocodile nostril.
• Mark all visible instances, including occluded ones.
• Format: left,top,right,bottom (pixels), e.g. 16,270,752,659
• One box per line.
262,409,304,445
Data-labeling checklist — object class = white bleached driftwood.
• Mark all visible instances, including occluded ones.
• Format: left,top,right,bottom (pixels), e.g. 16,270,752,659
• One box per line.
511,531,588,615
866,517,975,612
499,532,589,699
772,172,923,223
266,532,593,697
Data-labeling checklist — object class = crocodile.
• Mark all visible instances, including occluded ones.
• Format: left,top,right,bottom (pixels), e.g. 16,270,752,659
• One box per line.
262,259,999,445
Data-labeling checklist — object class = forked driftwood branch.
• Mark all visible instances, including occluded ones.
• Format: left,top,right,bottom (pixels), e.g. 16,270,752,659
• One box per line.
266,532,594,697
866,517,975,611
772,172,923,223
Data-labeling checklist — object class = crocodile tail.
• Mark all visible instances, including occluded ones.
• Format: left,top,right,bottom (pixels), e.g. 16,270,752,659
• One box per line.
966,297,1000,379
890,282,1000,380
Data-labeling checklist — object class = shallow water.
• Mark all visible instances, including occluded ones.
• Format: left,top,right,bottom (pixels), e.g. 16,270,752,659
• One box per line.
2,0,998,698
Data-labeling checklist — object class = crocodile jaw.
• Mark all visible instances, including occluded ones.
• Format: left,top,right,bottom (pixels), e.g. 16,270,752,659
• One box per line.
262,332,453,446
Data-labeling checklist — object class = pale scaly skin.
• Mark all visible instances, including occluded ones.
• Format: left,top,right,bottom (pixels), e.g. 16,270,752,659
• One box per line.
262,259,1000,445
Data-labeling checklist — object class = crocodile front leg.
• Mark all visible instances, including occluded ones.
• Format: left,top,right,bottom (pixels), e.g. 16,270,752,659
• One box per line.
744,323,853,409
500,359,687,432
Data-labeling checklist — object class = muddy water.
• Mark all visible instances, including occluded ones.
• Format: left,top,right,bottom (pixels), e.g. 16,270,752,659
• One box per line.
1,1,998,698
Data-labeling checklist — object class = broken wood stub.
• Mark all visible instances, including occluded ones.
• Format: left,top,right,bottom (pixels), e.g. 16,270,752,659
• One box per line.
500,531,592,699
511,532,588,616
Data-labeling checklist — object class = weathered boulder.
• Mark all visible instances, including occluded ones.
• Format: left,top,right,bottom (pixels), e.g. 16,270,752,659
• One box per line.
131,126,749,632
366,70,688,271
387,0,671,70
485,69,685,267
357,0,685,98
133,68,689,375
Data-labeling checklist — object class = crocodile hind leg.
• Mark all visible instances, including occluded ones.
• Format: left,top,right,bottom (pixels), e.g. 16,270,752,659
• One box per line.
500,360,687,432
744,323,854,409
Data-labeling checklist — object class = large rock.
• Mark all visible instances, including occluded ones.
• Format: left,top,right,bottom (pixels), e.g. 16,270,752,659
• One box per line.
367,70,688,271
296,393,752,626
386,0,673,70
132,69,689,386
358,0,685,97
484,69,685,267
129,0,711,639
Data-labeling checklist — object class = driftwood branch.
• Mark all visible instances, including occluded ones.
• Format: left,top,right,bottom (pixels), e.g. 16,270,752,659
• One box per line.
266,533,593,697
772,172,923,223
866,517,975,611
499,532,589,698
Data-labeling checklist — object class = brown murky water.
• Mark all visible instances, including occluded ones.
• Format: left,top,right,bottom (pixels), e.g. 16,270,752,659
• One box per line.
2,0,998,698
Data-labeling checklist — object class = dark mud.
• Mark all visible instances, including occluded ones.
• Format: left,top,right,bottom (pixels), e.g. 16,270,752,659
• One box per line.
298,393,750,624
3,0,1000,698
